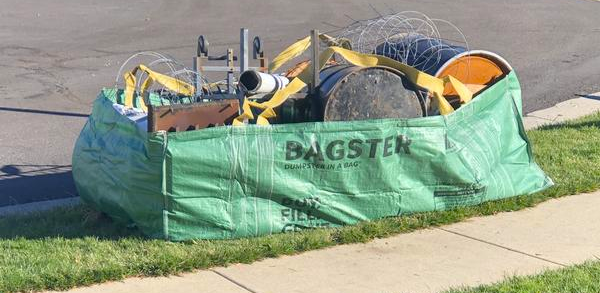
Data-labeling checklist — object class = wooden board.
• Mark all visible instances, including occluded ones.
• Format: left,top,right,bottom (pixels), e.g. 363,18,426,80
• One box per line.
148,100,240,132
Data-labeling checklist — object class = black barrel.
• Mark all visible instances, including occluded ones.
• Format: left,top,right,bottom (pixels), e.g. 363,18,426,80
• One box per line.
316,65,426,122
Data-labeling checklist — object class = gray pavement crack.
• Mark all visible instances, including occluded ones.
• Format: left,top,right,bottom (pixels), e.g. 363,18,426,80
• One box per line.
210,269,260,293
438,228,567,267
91,44,195,56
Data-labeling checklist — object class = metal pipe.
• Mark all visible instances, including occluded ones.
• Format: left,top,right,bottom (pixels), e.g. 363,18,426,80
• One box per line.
240,28,249,74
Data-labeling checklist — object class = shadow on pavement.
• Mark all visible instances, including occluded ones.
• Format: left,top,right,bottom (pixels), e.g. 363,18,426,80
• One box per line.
0,164,78,207
575,94,600,101
586,95,600,101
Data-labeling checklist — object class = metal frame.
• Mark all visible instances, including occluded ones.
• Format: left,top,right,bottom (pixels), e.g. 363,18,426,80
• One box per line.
310,29,320,95
192,28,267,97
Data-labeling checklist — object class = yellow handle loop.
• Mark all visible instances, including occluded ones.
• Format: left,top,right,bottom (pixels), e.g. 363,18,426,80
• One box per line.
268,33,349,73
123,64,196,112
268,36,311,73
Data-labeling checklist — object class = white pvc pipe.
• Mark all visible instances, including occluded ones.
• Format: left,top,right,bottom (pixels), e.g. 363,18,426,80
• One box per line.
239,70,289,95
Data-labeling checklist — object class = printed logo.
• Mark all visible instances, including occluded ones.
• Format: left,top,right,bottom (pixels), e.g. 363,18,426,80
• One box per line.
285,135,411,162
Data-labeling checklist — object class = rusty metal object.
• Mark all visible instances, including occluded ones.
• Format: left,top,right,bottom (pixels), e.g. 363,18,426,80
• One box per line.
148,100,239,132
284,59,340,79
284,60,310,78
317,65,425,121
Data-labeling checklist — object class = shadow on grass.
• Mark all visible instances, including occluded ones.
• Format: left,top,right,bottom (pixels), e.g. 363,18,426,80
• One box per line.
0,203,146,240
535,119,600,131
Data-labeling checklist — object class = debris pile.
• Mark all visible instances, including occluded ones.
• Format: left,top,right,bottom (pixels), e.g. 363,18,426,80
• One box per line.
111,12,513,132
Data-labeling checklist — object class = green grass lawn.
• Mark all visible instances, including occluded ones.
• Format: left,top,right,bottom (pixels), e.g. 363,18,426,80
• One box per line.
444,260,600,293
1,112,600,292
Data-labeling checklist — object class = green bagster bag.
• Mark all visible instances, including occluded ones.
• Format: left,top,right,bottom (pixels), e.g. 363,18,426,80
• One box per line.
72,70,552,241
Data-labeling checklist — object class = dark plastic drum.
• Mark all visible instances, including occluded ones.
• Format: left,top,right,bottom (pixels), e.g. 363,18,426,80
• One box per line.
316,65,426,121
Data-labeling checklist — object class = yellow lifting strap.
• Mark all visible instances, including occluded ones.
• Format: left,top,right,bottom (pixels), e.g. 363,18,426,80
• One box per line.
267,33,349,73
123,64,196,112
234,43,473,126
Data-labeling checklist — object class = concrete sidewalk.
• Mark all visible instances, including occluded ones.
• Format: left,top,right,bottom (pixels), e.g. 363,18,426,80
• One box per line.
55,95,600,293
522,95,600,129
60,191,600,293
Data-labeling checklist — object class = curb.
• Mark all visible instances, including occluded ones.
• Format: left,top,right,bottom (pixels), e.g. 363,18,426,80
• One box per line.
2,94,600,217
523,94,600,130
0,197,81,217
